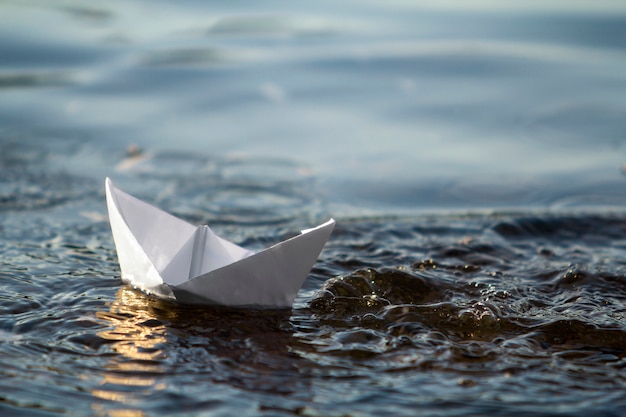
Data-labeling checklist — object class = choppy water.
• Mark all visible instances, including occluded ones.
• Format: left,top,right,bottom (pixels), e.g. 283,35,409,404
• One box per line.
2,1,626,416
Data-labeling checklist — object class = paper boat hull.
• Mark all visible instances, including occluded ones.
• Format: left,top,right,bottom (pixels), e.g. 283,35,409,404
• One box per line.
105,178,335,308
172,222,334,307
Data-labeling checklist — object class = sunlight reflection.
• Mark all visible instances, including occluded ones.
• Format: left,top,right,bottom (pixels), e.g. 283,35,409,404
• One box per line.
92,287,168,417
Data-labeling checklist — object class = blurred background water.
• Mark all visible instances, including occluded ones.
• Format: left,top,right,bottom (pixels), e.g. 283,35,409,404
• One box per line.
1,1,626,416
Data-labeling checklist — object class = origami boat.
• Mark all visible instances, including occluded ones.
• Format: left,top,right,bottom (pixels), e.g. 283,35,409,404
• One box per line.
105,178,335,308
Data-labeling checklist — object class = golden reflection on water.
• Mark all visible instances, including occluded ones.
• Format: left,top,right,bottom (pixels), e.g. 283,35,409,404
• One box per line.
92,287,169,417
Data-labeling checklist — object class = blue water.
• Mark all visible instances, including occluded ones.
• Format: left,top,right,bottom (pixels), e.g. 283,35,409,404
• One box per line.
1,1,626,416
2,0,626,213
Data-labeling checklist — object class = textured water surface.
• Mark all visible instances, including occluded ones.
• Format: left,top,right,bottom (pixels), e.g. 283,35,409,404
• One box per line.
1,145,626,416
2,0,626,416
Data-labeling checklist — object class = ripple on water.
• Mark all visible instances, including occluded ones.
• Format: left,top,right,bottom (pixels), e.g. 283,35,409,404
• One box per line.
297,215,626,408
2,145,626,415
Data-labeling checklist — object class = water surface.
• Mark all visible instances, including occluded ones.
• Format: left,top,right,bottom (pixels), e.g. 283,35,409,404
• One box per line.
1,1,626,416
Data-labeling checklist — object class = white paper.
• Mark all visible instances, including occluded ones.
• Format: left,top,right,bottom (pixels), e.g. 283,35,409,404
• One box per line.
105,178,335,308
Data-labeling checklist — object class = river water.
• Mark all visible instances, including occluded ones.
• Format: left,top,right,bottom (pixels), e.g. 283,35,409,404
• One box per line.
1,1,626,416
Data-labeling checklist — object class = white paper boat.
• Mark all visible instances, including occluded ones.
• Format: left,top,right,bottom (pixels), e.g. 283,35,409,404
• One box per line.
105,178,335,308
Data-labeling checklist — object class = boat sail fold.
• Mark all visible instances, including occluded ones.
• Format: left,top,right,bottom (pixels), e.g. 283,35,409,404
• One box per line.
105,178,335,308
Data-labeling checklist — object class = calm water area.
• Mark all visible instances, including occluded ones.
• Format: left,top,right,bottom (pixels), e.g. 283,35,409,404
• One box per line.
1,1,626,416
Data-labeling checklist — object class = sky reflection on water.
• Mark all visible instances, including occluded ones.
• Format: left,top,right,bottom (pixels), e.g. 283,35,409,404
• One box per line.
1,0,625,213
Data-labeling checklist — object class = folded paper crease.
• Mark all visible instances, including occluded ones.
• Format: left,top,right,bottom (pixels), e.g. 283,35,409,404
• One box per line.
105,178,335,308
